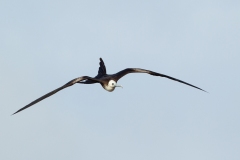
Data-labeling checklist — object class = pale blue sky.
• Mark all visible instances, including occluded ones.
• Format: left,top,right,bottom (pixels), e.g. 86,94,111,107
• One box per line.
1,0,240,160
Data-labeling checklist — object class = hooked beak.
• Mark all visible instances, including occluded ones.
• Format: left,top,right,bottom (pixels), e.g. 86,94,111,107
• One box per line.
115,84,123,88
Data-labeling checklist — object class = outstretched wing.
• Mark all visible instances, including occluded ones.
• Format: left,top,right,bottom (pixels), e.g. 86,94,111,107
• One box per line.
13,76,101,115
113,68,206,92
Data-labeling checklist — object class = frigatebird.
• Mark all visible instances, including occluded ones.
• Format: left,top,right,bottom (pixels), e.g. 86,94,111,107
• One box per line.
13,58,206,115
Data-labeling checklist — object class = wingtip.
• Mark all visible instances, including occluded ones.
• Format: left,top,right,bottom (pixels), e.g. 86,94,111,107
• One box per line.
198,88,208,93
203,90,209,93
12,108,22,115
11,112,17,116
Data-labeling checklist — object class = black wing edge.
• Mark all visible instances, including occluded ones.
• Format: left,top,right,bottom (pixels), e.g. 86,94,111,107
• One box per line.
114,68,207,93
12,85,69,115
12,76,100,115
149,71,208,93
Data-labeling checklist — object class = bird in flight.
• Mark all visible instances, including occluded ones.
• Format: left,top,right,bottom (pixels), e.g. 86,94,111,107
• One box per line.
13,58,206,115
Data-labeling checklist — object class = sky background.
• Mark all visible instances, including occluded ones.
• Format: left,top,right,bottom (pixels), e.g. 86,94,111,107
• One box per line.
1,0,240,160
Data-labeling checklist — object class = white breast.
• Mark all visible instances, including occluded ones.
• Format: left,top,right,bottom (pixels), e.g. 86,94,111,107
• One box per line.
103,85,115,92
102,80,117,92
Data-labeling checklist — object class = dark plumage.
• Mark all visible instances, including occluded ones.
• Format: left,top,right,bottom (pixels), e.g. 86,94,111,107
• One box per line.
13,58,206,115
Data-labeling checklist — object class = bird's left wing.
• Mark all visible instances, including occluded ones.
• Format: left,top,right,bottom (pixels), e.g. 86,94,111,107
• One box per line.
113,68,206,92
96,58,107,77
13,76,100,115
79,58,107,84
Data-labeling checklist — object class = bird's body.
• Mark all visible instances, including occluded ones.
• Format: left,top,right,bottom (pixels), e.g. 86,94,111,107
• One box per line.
13,58,206,115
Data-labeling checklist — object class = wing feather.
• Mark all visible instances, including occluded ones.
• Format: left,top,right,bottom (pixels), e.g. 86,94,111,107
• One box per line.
96,58,107,77
13,76,100,115
80,58,107,84
113,68,206,92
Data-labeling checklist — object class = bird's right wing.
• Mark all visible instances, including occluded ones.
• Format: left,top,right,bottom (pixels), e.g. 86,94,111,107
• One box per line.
13,76,100,115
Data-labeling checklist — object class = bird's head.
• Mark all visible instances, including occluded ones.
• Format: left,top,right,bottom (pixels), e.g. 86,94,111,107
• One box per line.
104,80,123,92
